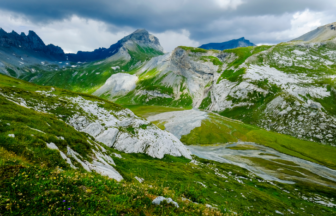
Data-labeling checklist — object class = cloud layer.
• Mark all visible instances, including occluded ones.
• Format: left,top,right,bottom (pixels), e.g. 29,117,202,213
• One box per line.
0,0,335,52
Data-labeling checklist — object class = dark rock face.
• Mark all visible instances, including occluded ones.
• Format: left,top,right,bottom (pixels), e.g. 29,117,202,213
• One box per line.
66,42,122,62
66,29,163,62
199,37,255,51
0,28,66,60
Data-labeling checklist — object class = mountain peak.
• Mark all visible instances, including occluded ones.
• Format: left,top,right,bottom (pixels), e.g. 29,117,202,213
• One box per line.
28,30,39,37
132,29,149,34
0,28,7,35
118,28,163,52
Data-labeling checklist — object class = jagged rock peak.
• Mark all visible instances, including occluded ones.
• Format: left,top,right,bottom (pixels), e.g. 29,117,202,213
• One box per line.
118,29,163,52
0,28,65,59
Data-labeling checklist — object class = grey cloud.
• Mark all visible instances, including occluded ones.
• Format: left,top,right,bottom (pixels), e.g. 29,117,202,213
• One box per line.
0,0,335,46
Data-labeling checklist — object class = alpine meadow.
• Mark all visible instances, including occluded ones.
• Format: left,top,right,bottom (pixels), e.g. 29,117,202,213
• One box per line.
1,1,336,215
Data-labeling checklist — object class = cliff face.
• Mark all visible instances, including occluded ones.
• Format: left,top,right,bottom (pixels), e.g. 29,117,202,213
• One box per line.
0,28,66,60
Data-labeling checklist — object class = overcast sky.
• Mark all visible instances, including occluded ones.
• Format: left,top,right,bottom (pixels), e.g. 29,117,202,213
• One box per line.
0,0,335,53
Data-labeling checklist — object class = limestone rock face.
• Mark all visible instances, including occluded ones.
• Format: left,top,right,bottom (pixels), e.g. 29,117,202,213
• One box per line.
119,29,164,52
134,47,221,107
93,73,138,99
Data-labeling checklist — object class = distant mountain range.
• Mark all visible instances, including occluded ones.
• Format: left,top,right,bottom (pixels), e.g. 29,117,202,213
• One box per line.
0,28,163,62
199,37,255,50
0,28,65,60
66,29,163,62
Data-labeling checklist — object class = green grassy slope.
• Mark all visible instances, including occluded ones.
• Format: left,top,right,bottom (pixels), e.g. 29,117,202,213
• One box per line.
20,45,163,95
1,75,336,215
180,113,336,170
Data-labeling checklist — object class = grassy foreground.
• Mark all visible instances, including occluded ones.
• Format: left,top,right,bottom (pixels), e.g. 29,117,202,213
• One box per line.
1,75,336,215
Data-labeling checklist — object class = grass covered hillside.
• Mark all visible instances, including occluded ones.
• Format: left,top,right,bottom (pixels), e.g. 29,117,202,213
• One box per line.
108,42,336,147
1,75,336,215
22,44,163,94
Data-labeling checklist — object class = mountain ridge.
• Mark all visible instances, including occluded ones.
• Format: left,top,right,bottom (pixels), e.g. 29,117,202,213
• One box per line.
66,29,164,62
0,28,65,60
0,28,164,63
199,37,255,50
291,21,336,43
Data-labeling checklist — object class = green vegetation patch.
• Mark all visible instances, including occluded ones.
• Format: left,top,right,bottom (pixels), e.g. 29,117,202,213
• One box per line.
217,68,246,83
22,44,164,94
178,46,208,53
200,56,223,66
199,92,212,110
1,75,336,215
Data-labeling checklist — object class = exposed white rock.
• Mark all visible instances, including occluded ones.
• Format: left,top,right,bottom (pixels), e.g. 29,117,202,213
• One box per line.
137,47,221,107
67,96,192,159
275,210,284,215
96,128,119,147
113,128,192,159
46,143,76,169
93,149,116,166
67,146,91,172
135,176,144,183
244,65,329,99
147,109,208,139
152,196,179,208
66,146,123,181
137,90,172,98
94,73,138,98
27,127,46,134
112,153,123,158
196,182,207,188
86,160,123,181
81,123,104,137
46,142,59,150
8,134,15,138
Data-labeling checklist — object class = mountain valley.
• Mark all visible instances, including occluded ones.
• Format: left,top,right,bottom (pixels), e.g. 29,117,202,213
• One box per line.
1,23,336,215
